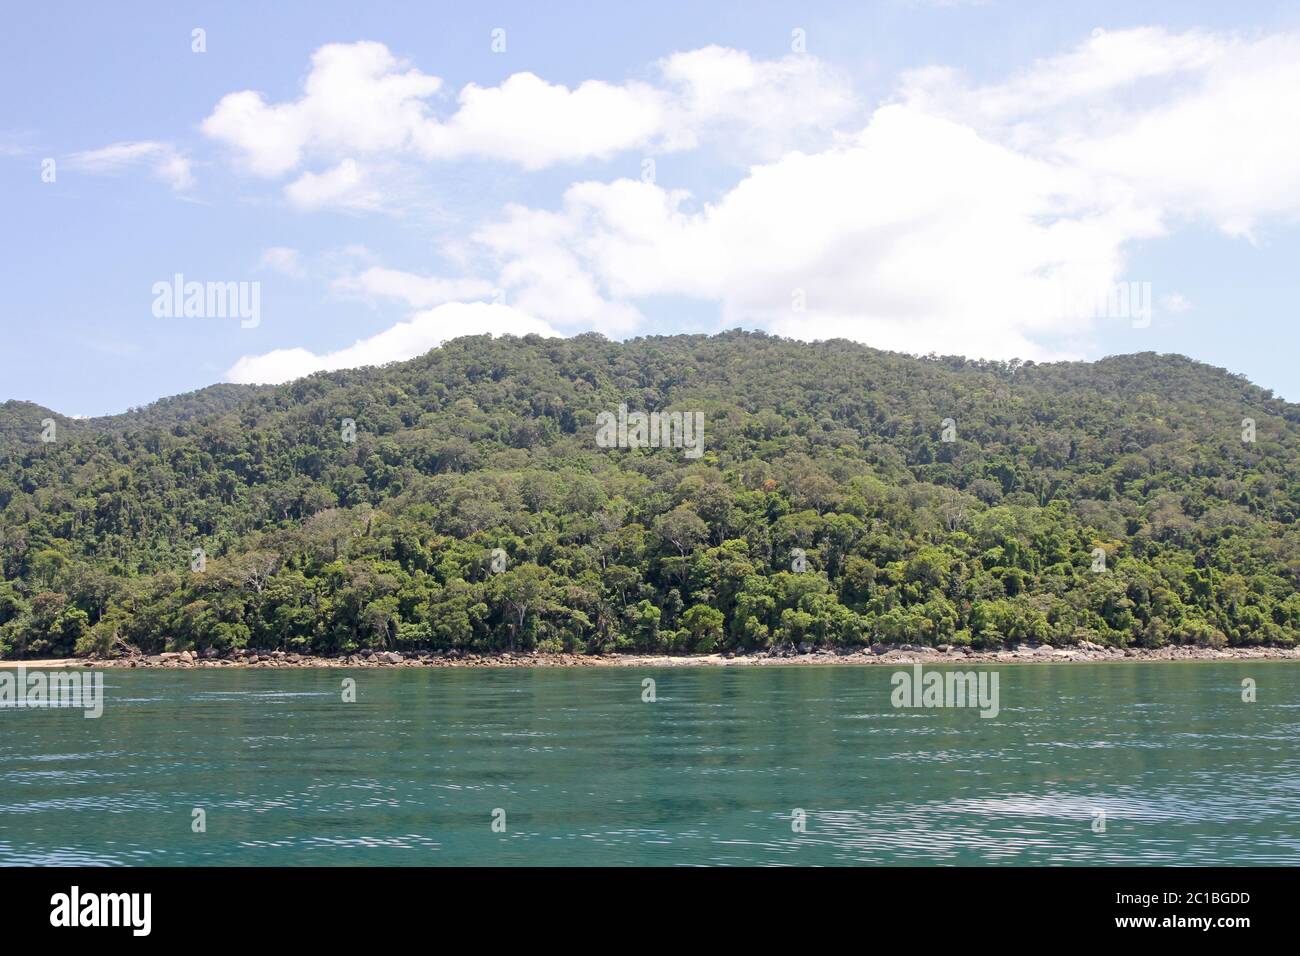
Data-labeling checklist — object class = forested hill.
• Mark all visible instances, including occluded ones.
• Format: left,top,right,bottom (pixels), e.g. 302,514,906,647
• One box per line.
2,331,1297,659
0,383,269,444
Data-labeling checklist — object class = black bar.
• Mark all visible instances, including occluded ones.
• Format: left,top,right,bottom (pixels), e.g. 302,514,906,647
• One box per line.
0,866,1281,941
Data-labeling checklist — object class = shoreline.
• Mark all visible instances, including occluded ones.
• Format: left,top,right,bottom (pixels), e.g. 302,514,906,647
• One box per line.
3,643,1298,670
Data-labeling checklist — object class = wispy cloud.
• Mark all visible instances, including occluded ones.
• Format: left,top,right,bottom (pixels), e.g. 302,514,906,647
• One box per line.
331,265,495,308
258,246,307,278
65,140,194,191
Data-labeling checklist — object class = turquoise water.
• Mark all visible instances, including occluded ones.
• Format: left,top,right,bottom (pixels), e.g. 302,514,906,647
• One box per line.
1,662,1297,866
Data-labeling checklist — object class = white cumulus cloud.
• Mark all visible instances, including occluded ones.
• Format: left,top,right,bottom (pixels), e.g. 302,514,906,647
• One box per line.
213,26,1300,371
201,40,854,208
225,301,559,384
470,26,1300,360
202,42,443,177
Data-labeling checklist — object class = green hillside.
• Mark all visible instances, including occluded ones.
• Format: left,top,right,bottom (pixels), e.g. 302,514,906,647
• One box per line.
1,331,1297,658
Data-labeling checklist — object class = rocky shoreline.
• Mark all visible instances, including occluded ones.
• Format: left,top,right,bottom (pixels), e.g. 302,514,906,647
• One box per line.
5,641,1299,670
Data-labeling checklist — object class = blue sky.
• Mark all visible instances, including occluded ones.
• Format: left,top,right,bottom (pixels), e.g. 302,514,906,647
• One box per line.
3,0,1299,416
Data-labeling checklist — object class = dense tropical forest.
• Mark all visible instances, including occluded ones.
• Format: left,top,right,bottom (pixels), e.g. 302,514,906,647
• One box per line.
1,331,1297,659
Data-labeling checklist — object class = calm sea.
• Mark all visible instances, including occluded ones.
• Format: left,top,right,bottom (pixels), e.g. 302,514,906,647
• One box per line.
1,662,1296,865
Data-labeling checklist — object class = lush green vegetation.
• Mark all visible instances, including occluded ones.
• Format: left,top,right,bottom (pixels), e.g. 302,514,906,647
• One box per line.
2,331,1297,658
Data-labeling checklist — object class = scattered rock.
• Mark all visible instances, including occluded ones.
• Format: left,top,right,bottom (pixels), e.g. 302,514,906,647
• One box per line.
43,640,1300,670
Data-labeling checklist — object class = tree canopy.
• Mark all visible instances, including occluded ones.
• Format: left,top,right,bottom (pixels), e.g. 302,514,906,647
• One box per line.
2,331,1297,658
